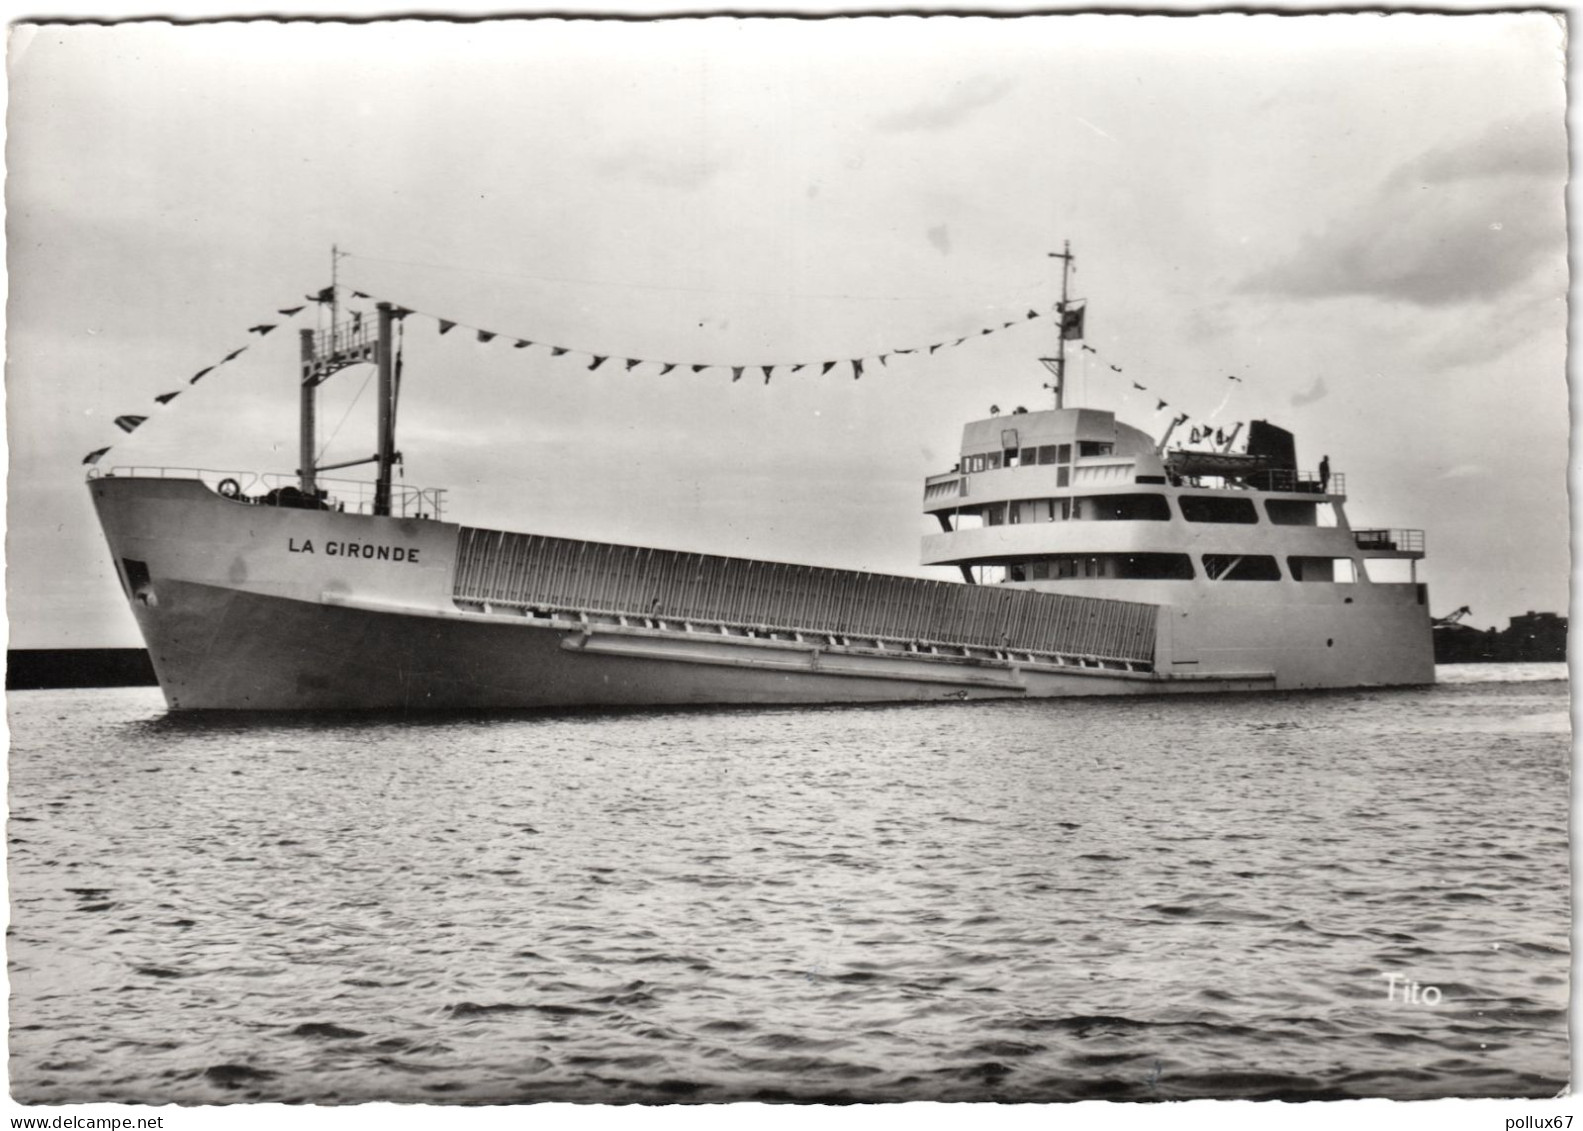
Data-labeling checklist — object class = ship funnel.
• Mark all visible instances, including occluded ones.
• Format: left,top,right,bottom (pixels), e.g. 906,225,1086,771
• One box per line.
1246,420,1296,470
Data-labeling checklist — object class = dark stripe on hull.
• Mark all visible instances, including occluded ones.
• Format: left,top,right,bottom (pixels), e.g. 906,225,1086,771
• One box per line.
134,580,1208,711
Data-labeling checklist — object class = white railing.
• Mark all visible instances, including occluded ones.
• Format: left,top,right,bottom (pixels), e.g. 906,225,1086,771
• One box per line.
90,465,446,521
1353,528,1424,555
454,526,1160,665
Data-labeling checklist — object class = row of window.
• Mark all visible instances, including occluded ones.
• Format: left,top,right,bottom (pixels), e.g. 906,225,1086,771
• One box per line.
970,493,1320,527
960,440,1115,474
998,554,1361,582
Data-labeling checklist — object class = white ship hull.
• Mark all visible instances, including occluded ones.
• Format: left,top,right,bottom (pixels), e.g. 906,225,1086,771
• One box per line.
89,476,1433,711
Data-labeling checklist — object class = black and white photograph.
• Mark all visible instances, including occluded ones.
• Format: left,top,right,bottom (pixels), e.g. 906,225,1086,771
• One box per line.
5,6,1572,1119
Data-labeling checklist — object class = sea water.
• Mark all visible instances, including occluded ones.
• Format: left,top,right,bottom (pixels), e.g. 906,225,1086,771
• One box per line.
7,665,1570,1104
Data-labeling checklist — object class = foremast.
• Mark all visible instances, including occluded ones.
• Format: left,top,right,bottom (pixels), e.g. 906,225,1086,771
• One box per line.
297,246,403,517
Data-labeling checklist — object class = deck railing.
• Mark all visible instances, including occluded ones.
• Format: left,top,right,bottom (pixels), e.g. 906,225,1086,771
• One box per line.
1253,469,1344,495
1352,528,1425,555
453,526,1159,665
93,466,445,521
928,464,1346,497
1174,468,1345,495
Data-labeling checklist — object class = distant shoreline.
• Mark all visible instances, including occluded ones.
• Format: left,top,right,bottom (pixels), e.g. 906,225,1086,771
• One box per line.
7,649,157,690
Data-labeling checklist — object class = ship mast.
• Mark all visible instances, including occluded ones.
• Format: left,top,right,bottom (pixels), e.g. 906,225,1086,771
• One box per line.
297,246,398,515
374,301,396,517
297,245,343,499
1046,242,1074,409
298,327,318,500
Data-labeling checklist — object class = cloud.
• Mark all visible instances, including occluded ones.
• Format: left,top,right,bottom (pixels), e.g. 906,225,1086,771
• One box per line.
1387,114,1566,189
1290,377,1328,407
1408,283,1563,372
876,75,1015,132
1243,114,1564,308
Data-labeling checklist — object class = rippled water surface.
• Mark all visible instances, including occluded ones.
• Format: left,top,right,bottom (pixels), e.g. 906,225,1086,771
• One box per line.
9,665,1570,1104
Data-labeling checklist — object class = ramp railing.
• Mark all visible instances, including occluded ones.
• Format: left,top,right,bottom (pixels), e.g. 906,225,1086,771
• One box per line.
453,527,1157,665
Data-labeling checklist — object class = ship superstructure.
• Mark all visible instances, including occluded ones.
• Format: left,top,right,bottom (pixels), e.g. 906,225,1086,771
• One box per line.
920,406,1429,688
86,248,1434,710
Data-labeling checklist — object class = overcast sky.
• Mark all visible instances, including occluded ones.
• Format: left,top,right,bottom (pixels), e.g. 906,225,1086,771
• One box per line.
7,12,1569,647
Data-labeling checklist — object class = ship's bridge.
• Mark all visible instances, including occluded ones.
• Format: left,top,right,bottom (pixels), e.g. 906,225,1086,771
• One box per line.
919,407,1423,591
924,407,1165,515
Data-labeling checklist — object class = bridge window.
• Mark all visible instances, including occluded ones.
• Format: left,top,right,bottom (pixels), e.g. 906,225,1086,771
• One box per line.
986,451,1003,470
1365,560,1411,584
1078,441,1114,457
1037,556,1073,579
1078,494,1171,521
1266,498,1338,527
1202,554,1282,581
1289,556,1361,583
1264,498,1312,525
1017,553,1193,580
1179,495,1259,523
1117,553,1195,580
1057,467,1070,488
1037,445,1058,465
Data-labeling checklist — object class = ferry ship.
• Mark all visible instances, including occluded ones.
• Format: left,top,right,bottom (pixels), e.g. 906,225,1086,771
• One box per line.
87,252,1434,710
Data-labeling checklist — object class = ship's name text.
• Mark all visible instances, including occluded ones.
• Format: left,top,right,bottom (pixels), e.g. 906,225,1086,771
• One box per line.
288,538,421,564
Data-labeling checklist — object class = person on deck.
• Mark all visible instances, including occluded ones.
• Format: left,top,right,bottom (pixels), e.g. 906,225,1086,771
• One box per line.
1319,455,1331,493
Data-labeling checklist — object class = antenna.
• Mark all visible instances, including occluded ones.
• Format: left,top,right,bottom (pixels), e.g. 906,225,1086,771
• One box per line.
330,243,349,326
1046,242,1074,409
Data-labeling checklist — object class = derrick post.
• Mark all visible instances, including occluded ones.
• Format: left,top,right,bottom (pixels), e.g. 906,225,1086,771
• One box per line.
374,301,395,517
298,328,317,496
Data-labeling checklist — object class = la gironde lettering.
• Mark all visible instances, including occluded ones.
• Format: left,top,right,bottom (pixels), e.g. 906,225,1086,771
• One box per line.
288,538,421,564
